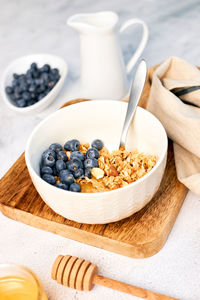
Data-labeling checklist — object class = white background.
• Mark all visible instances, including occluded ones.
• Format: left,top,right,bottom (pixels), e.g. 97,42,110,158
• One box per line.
0,1,200,299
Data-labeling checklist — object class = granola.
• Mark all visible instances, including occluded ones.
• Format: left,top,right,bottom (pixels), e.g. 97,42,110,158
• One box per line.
76,145,156,193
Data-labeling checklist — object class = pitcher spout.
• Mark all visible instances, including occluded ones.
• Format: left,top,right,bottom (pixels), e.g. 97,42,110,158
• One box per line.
67,11,119,33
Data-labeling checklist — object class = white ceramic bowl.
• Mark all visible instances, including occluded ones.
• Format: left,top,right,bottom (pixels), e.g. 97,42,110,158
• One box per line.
1,54,68,114
25,100,168,224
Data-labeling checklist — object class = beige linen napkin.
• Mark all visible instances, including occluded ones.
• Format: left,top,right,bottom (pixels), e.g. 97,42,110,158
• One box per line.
147,56,200,196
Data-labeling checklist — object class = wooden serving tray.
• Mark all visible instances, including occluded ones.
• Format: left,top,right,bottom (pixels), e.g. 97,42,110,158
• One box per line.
0,67,188,258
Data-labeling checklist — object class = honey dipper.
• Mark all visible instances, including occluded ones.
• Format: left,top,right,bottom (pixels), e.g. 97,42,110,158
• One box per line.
51,255,179,300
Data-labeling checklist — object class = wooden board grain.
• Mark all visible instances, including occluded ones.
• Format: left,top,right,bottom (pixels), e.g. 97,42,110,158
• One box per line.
0,66,188,258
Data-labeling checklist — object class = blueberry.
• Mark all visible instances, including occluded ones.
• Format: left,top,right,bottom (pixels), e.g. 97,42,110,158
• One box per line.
49,72,56,80
14,86,21,94
12,79,19,87
26,77,34,85
40,72,49,83
30,92,37,99
38,93,46,100
27,100,36,106
42,174,56,185
20,82,28,92
67,158,83,172
91,139,103,150
13,73,19,79
59,169,71,181
45,87,52,95
9,94,16,101
42,149,56,159
60,173,74,185
37,85,46,93
39,79,45,86
45,88,52,95
42,154,55,167
51,68,59,75
56,183,68,190
26,69,33,77
5,86,13,94
49,143,62,153
42,149,56,167
18,74,26,83
32,70,40,79
69,183,81,192
34,79,40,86
50,71,60,81
43,64,50,73
84,158,98,169
46,85,53,93
73,168,84,179
14,92,21,100
51,75,60,83
30,62,37,70
54,77,60,83
44,90,49,96
28,84,37,93
57,151,68,162
16,99,26,107
22,91,31,101
41,166,53,175
70,151,85,161
35,78,44,86
64,139,80,152
86,148,99,159
56,160,66,172
84,168,91,179
52,166,58,176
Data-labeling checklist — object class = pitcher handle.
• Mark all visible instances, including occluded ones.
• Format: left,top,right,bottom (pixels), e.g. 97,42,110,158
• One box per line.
120,18,148,74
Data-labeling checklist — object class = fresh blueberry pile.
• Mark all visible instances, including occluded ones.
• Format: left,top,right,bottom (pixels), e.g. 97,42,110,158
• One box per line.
5,62,60,108
40,139,103,192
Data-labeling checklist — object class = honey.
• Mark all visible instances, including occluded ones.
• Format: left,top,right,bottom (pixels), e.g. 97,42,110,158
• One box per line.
0,275,47,300
0,265,47,300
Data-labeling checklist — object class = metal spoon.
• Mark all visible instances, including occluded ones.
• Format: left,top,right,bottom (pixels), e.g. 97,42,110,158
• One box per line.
119,59,147,149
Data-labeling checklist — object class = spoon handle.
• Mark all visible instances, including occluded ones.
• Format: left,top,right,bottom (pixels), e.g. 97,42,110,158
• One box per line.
120,60,147,148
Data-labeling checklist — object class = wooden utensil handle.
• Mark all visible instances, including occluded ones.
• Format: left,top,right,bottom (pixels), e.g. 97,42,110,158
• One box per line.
93,274,179,300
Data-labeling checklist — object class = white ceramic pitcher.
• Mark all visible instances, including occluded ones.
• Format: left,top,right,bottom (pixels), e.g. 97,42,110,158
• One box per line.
67,11,148,100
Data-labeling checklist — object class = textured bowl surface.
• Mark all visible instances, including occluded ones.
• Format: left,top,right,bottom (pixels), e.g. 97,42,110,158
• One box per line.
25,100,168,224
1,54,68,114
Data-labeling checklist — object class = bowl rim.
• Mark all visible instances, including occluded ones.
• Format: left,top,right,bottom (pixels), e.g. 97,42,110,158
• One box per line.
1,53,68,113
25,100,168,197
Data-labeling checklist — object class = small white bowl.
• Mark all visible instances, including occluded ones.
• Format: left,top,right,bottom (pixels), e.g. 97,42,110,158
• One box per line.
25,100,168,224
1,54,68,114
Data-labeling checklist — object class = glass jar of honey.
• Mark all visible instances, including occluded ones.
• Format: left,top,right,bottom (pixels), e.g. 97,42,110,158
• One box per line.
0,263,48,300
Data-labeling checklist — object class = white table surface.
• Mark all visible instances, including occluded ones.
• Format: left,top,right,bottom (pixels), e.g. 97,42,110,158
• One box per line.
0,1,200,299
